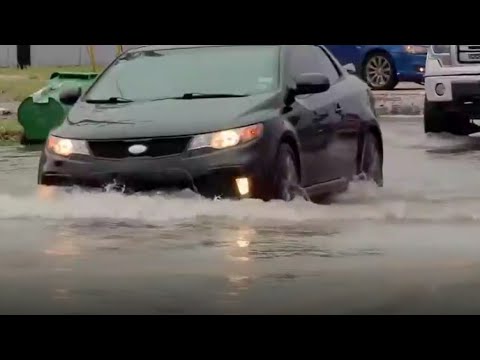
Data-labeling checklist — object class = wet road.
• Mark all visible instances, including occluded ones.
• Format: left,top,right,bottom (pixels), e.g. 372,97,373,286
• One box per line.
2,117,480,314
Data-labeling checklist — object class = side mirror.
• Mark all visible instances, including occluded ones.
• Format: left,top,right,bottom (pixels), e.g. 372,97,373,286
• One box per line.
344,63,357,75
294,73,331,96
59,87,82,106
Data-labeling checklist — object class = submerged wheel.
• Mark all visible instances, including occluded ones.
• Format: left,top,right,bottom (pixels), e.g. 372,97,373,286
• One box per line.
424,98,448,134
272,143,300,201
424,98,475,136
360,132,383,187
363,52,399,91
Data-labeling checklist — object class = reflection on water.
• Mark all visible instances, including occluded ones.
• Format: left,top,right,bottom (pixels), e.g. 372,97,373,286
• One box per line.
225,226,255,298
44,239,81,257
44,229,82,304
227,226,256,262
53,288,71,301
5,121,480,313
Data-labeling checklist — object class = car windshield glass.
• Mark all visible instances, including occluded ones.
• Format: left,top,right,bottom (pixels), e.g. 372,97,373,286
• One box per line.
84,46,280,102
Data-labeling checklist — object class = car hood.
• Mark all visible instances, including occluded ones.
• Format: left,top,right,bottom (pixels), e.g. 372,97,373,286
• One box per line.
52,92,283,140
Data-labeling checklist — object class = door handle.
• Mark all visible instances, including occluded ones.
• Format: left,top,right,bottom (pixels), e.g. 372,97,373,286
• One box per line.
288,115,301,126
313,112,329,122
335,104,343,114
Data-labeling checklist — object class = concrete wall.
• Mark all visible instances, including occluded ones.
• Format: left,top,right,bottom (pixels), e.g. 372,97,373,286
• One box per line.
0,45,145,67
0,45,17,67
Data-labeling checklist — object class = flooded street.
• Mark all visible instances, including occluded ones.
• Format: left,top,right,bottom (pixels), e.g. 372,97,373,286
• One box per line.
3,117,480,314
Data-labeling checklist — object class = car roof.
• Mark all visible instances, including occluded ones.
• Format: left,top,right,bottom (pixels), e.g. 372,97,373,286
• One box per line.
128,45,283,53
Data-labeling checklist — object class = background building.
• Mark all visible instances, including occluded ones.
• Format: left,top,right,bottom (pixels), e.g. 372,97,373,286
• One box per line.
0,45,145,67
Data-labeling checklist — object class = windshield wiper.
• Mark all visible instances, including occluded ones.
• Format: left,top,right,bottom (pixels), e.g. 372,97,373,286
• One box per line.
86,97,134,104
150,93,250,102
181,93,250,99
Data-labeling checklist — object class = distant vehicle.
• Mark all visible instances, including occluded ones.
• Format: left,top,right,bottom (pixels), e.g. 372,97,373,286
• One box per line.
424,45,480,136
38,45,384,202
324,45,428,91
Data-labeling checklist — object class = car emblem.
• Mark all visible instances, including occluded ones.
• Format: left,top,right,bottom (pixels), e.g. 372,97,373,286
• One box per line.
128,144,148,155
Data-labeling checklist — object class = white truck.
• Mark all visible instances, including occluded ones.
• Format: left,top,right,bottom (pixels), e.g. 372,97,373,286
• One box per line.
424,45,480,135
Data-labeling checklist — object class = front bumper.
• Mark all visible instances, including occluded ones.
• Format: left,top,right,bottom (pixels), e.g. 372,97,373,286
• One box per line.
38,139,275,199
426,74,480,103
394,53,426,83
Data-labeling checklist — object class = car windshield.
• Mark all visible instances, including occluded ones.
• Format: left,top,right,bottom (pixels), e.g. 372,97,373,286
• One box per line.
84,46,281,102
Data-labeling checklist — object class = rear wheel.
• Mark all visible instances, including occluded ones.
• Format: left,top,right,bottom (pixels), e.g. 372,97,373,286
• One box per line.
272,143,301,201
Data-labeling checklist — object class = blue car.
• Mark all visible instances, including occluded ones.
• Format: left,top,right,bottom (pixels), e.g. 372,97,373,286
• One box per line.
324,45,428,91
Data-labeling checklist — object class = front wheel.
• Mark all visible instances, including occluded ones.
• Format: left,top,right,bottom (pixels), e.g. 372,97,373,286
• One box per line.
424,98,448,133
424,98,475,136
360,132,383,187
272,143,301,201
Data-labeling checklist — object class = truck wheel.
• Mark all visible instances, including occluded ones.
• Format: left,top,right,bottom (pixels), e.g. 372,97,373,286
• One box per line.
424,98,474,136
362,52,399,91
424,98,448,133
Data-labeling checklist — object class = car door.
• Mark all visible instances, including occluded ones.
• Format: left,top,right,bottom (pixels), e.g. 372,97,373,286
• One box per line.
313,46,362,180
284,45,340,186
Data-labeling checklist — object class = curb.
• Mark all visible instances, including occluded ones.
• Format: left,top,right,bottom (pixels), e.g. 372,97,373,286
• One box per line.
374,91,425,116
379,115,423,122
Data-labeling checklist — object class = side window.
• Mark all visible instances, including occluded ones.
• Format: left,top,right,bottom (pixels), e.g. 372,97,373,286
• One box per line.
287,45,322,80
287,46,341,85
311,46,341,84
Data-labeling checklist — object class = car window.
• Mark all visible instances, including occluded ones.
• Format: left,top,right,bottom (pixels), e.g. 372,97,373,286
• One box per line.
287,45,320,79
84,46,281,102
287,45,341,85
312,47,341,84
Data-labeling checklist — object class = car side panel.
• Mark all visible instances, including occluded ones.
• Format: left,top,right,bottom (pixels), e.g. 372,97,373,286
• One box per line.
305,78,364,181
281,45,342,186
328,76,368,179
291,92,340,186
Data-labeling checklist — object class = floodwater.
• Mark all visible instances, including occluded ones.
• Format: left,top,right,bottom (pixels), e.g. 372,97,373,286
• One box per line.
2,117,480,314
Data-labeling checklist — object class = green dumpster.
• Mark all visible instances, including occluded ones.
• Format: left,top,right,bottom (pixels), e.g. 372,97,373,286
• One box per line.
18,72,98,144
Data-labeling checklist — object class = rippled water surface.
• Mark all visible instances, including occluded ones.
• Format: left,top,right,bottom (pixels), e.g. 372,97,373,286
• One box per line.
2,118,480,314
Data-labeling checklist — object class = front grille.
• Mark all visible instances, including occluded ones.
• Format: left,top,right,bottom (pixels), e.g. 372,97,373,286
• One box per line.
88,137,192,159
457,45,480,64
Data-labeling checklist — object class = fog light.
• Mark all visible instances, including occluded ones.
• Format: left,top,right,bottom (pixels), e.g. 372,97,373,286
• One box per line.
435,83,446,96
419,67,425,73
235,178,250,196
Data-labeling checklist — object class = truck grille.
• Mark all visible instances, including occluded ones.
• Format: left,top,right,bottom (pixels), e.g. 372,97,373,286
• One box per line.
457,45,480,63
88,137,192,159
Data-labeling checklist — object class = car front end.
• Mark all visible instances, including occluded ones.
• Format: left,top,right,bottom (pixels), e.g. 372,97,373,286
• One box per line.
38,123,280,200
425,45,480,116
392,45,428,84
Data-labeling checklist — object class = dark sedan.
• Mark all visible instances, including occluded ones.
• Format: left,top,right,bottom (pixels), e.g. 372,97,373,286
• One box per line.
38,45,384,202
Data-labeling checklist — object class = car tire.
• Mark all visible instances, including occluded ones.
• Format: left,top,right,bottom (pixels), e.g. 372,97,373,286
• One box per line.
272,143,301,201
37,151,46,185
424,98,449,133
424,98,474,135
362,52,399,91
360,132,383,187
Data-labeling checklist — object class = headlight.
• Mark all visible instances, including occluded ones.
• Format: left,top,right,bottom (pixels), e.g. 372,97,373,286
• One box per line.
47,135,90,157
188,124,264,151
431,45,451,55
429,45,452,67
404,45,428,54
